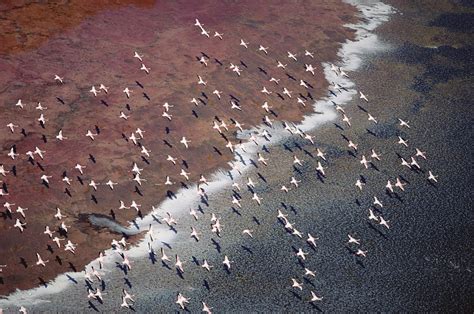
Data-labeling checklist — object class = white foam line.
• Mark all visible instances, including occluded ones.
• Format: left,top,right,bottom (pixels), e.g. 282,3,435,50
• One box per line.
0,1,394,308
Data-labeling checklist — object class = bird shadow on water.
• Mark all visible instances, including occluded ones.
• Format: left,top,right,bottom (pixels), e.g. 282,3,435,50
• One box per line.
88,301,99,312
303,149,314,158
211,238,221,253
200,196,209,207
386,190,404,203
297,259,306,269
310,302,323,312
366,222,388,240
293,165,303,175
345,246,356,255
161,261,171,270
124,277,132,288
175,307,191,313
356,259,365,269
347,150,357,158
290,205,297,215
372,206,383,215
398,174,410,184
427,180,438,189
148,251,157,264
316,172,325,183
249,159,258,168
151,214,161,225
231,206,241,216
197,205,205,214
115,262,128,275
303,277,315,287
85,281,93,291
161,241,172,249
334,123,344,131
369,162,379,171
283,144,294,153
291,291,302,301
252,216,261,225
232,190,241,198
203,279,210,291
66,274,78,284
241,245,253,254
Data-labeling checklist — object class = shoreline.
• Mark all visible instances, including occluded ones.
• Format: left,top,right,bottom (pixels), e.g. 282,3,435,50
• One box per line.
0,0,394,308
0,1,360,298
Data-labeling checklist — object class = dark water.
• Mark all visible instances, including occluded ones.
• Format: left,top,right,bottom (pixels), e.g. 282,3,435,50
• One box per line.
430,13,474,32
189,1,474,312
129,1,473,311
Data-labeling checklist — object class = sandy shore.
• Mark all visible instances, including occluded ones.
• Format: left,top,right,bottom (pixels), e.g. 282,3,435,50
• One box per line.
0,1,358,296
